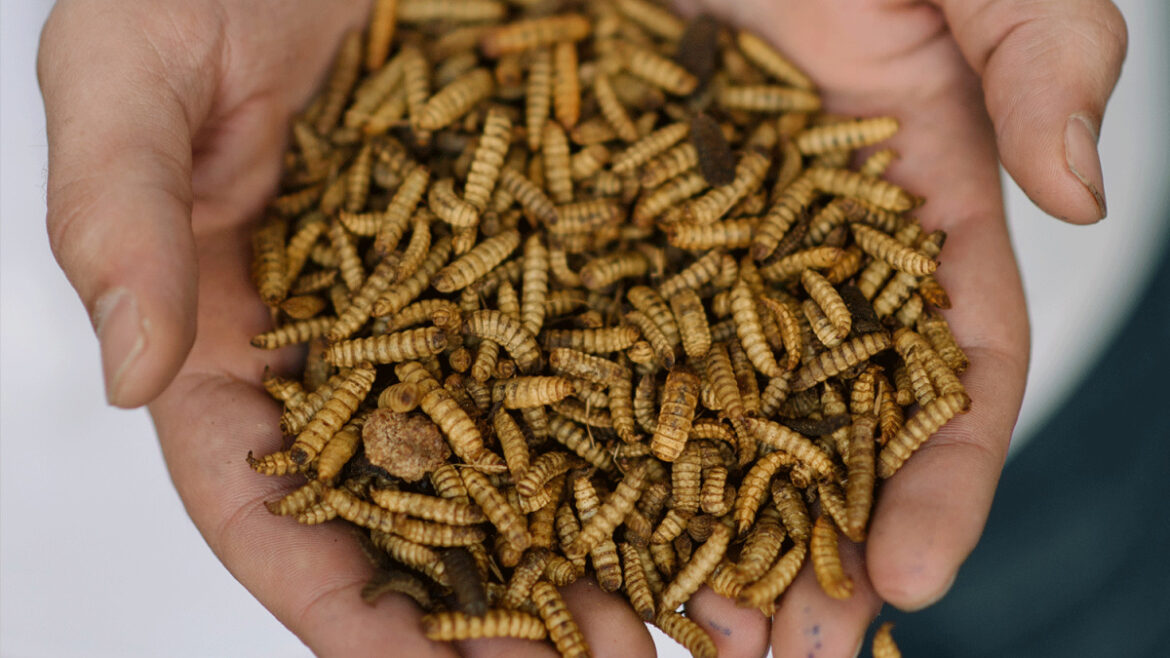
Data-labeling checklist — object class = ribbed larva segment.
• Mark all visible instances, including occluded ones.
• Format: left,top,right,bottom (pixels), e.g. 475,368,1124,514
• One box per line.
852,223,937,275
289,366,375,464
548,348,629,385
680,150,770,224
796,116,899,154
395,361,501,469
745,417,835,479
642,142,699,188
878,391,970,478
463,107,512,212
515,451,575,498
396,0,505,23
428,176,479,229
566,462,648,558
918,310,969,373
553,41,581,129
753,175,818,261
251,316,335,349
759,246,844,283
594,72,640,142
327,326,446,366
660,522,732,612
525,47,551,151
542,121,574,205
635,170,707,226
433,229,521,293
498,167,558,225
616,41,698,96
735,30,814,90
252,215,288,305
670,289,712,359
547,414,615,472
463,310,542,373
461,467,531,551
369,489,486,525
791,332,892,391
323,487,398,534
730,278,783,378
543,326,640,354
519,234,549,338
530,581,590,657
843,414,877,541
737,540,807,608
872,622,904,658
651,366,701,462
804,167,915,212
579,251,648,291
802,269,851,341
811,514,853,599
612,122,690,174
616,0,685,40
655,611,717,658
491,376,574,410
265,480,324,516
658,250,723,299
421,610,547,641
619,542,657,621
479,14,592,57
416,68,494,132
718,84,821,113
667,218,756,250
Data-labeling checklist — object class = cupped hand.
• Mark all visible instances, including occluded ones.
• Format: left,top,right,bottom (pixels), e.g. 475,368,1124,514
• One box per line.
674,1,1126,656
38,0,1125,656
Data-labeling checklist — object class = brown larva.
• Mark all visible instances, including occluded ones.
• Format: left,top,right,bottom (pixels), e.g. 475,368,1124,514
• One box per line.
422,609,547,641
650,366,702,462
480,14,592,57
735,30,814,90
655,611,717,658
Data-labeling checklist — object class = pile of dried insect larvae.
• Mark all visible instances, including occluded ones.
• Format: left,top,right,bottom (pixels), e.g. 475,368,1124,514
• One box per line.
247,1,969,656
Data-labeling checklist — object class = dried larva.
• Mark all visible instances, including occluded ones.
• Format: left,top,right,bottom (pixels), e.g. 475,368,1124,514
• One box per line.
322,487,398,534
543,325,641,354
655,611,717,658
612,121,690,175
734,449,798,535
480,14,592,57
659,521,732,613
702,342,747,432
842,413,877,541
735,30,814,90
314,31,363,134
416,68,495,132
552,41,582,130
546,413,614,472
566,461,648,559
394,361,501,469
462,309,542,374
251,215,289,306
729,278,783,378
615,0,685,41
461,467,531,552
572,474,624,591
681,149,770,224
851,223,937,276
265,480,325,517
502,549,551,611
666,218,757,250
422,609,546,641
327,327,447,367
650,366,701,462
548,347,628,386
809,514,853,600
918,310,969,373
370,490,487,526
397,0,505,23
790,331,892,392
796,116,899,155
250,315,335,350
719,84,821,113
736,539,806,608
878,390,970,478
288,366,375,465
615,41,698,96
617,542,657,621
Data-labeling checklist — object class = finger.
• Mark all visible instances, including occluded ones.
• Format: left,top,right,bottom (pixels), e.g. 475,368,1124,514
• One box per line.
846,52,1030,610
560,579,657,658
934,0,1128,223
770,540,883,658
37,3,219,407
684,586,771,658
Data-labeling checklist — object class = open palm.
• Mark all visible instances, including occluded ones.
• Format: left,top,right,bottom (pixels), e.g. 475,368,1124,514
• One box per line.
38,0,1125,656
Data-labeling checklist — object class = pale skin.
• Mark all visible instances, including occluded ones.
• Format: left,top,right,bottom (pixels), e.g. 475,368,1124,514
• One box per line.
38,0,1126,656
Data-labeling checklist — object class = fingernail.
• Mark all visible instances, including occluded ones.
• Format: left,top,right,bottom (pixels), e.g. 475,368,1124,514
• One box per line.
1065,112,1107,220
92,288,147,406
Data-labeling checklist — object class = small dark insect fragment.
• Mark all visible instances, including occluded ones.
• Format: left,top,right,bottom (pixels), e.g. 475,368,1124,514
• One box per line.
690,113,736,187
443,547,488,616
840,284,883,335
674,15,722,89
782,413,851,437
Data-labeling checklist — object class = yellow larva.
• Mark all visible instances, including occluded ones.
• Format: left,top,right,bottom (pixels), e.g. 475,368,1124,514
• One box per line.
802,269,852,341
542,121,574,205
650,366,701,462
790,331,893,391
251,215,288,306
640,142,699,188
543,326,641,354
498,166,558,226
565,461,648,559
572,474,624,591
679,150,771,224
422,610,547,641
314,31,363,134
918,310,969,373
616,41,699,96
265,480,324,517
730,278,784,378
811,514,853,600
796,116,899,155
594,72,640,142
462,107,512,212
531,581,591,658
611,121,690,174
251,316,335,350
666,218,757,250
288,366,375,465
579,251,649,291
525,47,552,152
878,391,970,478
615,0,685,41
718,84,821,113
479,14,592,57
395,361,503,469
462,467,532,552
737,539,807,608
851,223,938,276
553,40,582,129
655,611,717,658
327,326,447,366
744,417,836,479
369,489,487,525
416,68,495,132
752,175,819,261
432,229,521,293
872,622,903,658
735,30,814,90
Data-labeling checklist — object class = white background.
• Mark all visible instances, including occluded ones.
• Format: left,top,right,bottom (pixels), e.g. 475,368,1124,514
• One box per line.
2,2,1167,656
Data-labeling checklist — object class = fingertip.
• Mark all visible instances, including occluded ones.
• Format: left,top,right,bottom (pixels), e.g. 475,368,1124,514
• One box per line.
559,579,656,658
684,586,771,658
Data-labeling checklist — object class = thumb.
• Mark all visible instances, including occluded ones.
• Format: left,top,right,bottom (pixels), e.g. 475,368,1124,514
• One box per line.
39,4,209,407
937,0,1128,223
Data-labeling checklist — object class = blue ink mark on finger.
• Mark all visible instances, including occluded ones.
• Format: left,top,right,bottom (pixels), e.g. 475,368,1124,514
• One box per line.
707,619,732,637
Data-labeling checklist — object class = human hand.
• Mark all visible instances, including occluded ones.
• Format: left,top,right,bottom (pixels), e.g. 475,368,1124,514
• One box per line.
38,1,655,656
39,0,1125,656
669,0,1126,656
